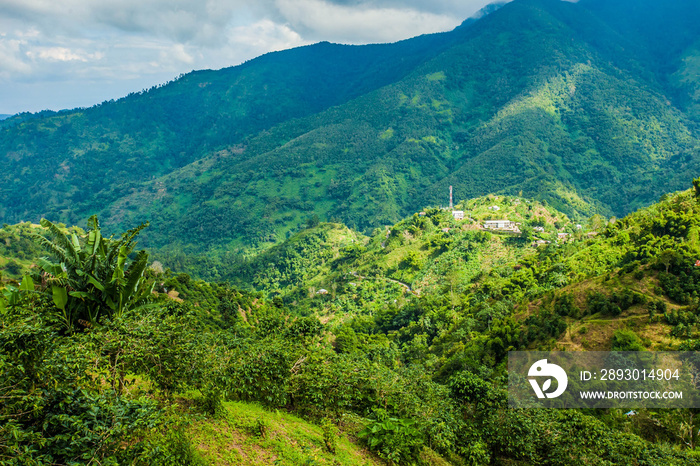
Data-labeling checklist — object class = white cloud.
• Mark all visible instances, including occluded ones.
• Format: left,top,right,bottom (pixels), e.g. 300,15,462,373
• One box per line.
0,0,252,45
0,37,31,77
162,43,194,65
227,19,306,53
0,0,504,113
275,0,459,43
26,46,103,62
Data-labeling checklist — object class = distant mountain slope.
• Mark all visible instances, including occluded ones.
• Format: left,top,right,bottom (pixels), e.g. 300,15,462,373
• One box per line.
580,0,700,68
0,32,459,224
579,0,700,116
1,0,700,258
102,0,700,255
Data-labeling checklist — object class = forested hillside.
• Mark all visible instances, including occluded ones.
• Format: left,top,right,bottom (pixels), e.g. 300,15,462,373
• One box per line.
1,0,700,265
5,0,700,463
5,183,700,464
0,31,456,225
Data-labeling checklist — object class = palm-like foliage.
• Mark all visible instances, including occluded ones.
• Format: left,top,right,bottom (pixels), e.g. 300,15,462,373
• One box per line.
32,215,155,330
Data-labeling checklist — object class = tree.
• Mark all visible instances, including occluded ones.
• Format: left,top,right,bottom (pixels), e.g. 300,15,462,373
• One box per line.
32,215,156,330
656,248,681,274
588,214,607,232
307,214,320,228
400,251,422,271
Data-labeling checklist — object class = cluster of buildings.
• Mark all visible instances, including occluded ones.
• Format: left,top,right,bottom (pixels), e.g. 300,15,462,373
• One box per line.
437,209,522,233
421,187,587,242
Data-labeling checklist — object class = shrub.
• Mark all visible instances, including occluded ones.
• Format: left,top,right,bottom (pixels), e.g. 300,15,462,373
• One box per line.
137,427,206,466
611,329,645,351
358,409,424,464
196,385,224,417
554,293,580,317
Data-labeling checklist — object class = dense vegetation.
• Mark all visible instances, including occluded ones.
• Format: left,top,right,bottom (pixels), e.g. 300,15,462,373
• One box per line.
1,0,700,267
4,0,700,463
5,183,700,464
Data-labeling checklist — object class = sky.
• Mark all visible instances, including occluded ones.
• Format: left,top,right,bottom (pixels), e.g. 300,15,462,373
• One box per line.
0,0,504,115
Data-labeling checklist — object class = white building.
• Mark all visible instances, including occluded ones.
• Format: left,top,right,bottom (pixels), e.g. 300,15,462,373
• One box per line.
451,210,464,220
484,220,517,231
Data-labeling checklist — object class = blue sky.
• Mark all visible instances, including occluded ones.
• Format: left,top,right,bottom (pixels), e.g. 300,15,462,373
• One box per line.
0,0,502,114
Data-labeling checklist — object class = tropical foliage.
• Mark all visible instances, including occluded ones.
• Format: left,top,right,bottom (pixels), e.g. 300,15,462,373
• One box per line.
3,183,700,463
3,0,700,462
29,215,154,330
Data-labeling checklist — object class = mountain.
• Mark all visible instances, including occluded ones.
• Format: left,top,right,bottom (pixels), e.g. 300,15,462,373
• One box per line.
221,185,700,354
148,185,700,463
1,0,700,263
0,32,458,223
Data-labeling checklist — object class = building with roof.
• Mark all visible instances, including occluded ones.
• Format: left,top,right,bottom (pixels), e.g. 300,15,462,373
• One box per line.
484,220,517,231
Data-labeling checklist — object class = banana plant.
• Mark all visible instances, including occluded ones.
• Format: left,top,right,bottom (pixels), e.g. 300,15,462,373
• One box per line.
0,273,34,310
32,215,156,330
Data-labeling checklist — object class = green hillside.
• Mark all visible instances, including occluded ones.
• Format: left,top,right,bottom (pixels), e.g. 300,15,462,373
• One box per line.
0,222,84,281
7,0,700,463
0,33,455,225
6,183,700,463
1,0,700,262
187,401,386,465
90,0,700,254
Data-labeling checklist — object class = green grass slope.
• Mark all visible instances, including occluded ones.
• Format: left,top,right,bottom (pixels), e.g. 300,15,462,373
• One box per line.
188,401,385,466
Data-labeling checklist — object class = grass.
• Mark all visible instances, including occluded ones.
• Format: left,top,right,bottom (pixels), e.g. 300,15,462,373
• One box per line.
187,402,383,466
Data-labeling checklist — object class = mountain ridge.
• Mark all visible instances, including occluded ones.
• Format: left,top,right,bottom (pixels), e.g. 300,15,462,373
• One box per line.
1,0,700,262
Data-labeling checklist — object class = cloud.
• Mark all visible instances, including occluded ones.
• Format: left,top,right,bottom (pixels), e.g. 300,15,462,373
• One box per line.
26,46,104,62
0,37,32,77
274,0,459,43
0,0,499,45
0,0,252,46
0,0,504,113
227,19,307,53
161,43,194,65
